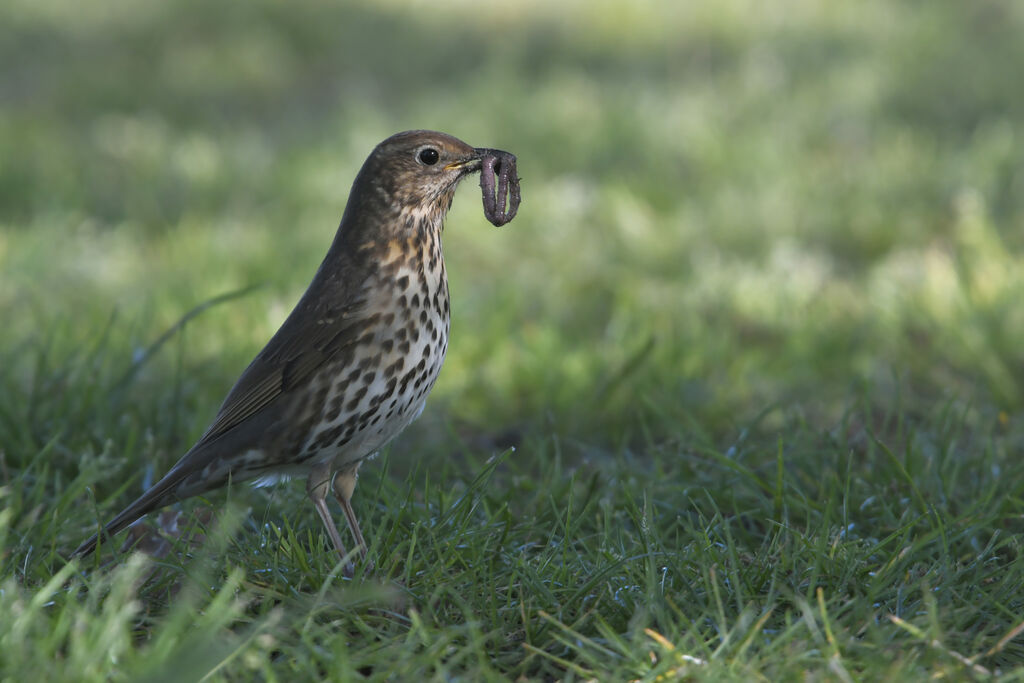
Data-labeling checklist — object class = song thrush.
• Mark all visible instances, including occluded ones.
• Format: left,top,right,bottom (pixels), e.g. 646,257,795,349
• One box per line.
73,130,521,574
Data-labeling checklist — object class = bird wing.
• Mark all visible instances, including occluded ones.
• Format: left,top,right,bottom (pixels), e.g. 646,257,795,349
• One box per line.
193,288,369,450
71,271,370,559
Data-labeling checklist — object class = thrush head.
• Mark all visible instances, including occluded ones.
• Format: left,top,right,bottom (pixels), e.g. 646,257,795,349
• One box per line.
343,130,486,241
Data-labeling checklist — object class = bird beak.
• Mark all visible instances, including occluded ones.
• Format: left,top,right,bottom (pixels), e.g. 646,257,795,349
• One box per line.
444,154,484,174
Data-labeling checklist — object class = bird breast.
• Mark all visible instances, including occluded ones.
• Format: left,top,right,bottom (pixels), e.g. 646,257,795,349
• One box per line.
296,231,450,468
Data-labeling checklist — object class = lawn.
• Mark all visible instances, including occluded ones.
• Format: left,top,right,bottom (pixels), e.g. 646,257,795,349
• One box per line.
2,0,1024,679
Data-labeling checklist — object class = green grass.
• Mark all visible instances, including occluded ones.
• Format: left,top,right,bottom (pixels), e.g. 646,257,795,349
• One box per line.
3,0,1024,679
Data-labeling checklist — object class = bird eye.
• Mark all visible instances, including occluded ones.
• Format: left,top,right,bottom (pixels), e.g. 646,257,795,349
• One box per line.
418,148,440,165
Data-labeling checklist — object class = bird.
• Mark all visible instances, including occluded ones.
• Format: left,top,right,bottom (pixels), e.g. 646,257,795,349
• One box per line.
73,130,521,575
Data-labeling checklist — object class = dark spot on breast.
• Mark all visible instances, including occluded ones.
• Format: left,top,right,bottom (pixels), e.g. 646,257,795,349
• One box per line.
400,368,417,393
325,394,345,421
384,358,403,378
382,339,394,353
397,275,409,289
346,386,368,411
361,371,376,385
314,424,346,450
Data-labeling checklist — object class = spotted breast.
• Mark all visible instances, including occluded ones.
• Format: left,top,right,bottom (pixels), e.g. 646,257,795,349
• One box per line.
295,229,449,471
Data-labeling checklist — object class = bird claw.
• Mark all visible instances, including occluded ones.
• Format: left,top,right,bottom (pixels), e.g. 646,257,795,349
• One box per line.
478,150,520,227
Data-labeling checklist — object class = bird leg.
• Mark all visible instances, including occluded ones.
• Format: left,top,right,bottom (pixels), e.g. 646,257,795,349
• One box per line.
332,463,368,564
307,462,355,577
478,150,520,227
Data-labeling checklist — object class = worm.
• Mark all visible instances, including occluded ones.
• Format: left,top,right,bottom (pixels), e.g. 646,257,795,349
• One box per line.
478,150,520,227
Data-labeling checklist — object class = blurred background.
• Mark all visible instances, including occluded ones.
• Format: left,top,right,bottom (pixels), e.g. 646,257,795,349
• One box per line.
1,0,1023,474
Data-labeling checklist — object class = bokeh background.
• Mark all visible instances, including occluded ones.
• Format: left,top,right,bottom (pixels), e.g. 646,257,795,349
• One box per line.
2,0,1023,529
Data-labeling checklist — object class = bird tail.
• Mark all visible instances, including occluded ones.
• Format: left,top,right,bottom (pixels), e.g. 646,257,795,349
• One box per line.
72,466,192,558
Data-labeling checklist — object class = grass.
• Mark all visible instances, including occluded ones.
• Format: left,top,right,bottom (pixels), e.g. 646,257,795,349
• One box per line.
2,0,1024,679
